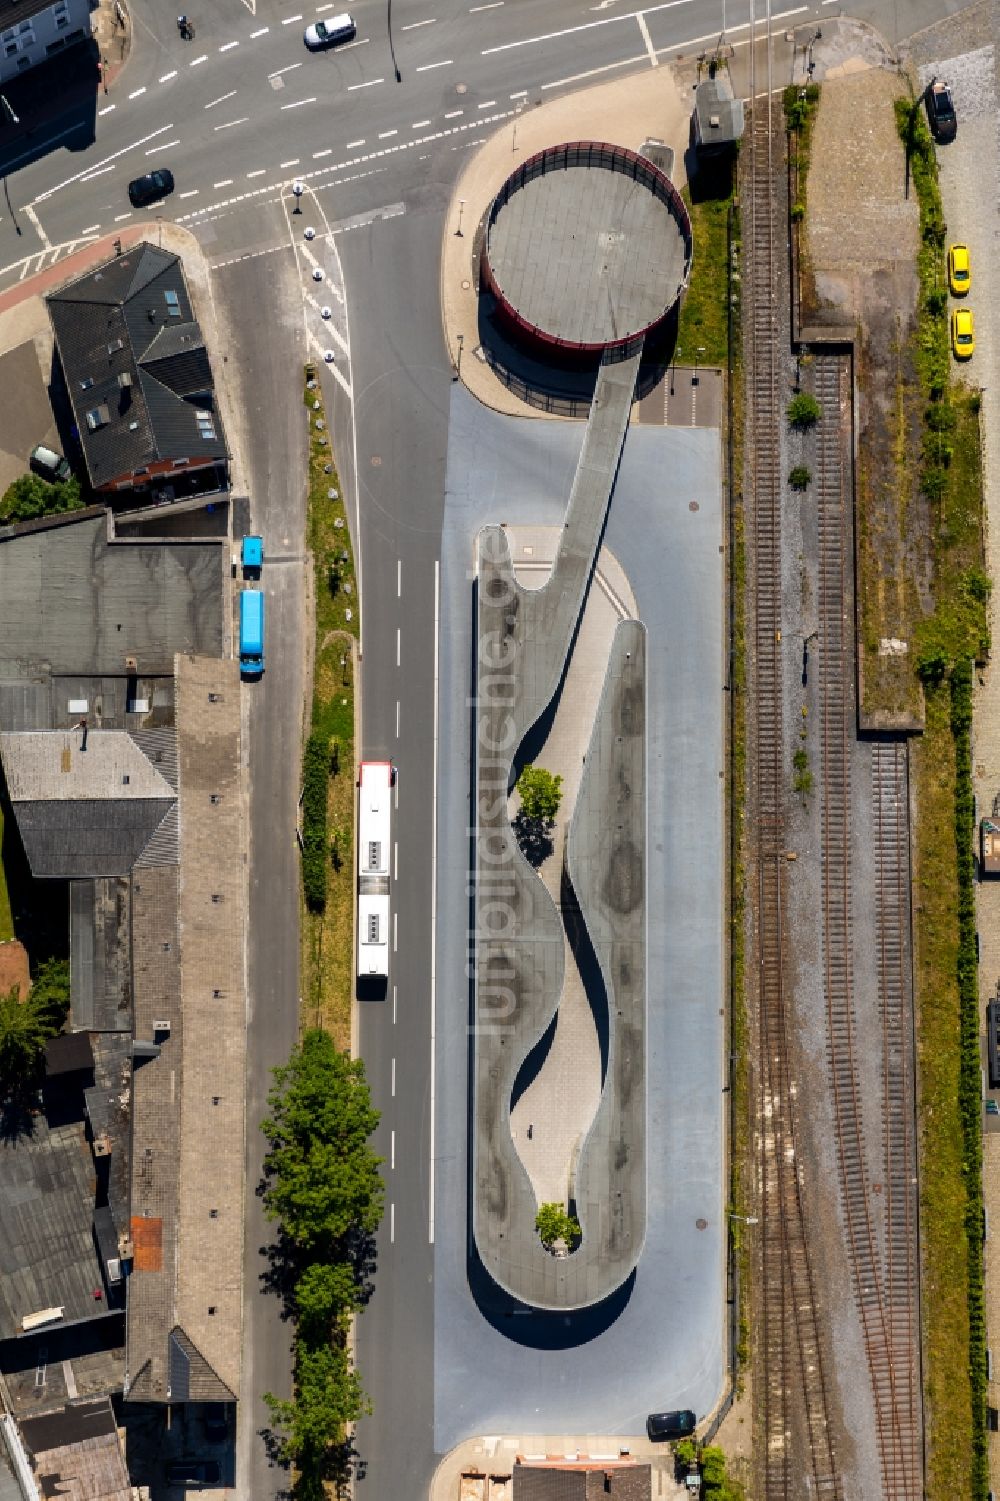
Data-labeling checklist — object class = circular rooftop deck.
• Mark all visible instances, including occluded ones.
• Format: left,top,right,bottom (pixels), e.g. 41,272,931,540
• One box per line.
481,141,692,357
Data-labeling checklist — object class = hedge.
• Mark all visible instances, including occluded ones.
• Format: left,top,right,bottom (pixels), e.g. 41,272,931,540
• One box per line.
302,731,329,912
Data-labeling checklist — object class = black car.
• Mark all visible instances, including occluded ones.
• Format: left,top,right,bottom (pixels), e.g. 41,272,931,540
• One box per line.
165,1459,220,1488
646,1409,697,1441
925,81,957,142
128,168,175,208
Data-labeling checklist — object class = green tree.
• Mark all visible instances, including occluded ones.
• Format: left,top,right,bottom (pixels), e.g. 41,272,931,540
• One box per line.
786,392,820,429
0,473,83,523
788,465,812,491
261,1029,384,1252
0,961,70,1093
516,765,563,823
535,1202,581,1249
294,1261,359,1340
264,1336,367,1470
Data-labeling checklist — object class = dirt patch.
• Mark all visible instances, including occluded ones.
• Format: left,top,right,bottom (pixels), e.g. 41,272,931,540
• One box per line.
803,69,927,725
0,940,29,996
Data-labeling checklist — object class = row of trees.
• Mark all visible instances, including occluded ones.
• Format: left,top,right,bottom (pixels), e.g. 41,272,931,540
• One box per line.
260,1029,384,1497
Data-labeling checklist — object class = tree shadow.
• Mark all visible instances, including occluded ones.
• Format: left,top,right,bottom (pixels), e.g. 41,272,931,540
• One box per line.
0,1089,39,1144
512,812,553,868
257,1223,379,1319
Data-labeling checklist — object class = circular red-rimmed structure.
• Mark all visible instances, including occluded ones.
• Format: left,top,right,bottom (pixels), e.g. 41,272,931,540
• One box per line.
480,140,692,361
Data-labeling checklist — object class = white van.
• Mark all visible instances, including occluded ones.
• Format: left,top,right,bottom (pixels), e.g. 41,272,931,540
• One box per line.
303,12,355,48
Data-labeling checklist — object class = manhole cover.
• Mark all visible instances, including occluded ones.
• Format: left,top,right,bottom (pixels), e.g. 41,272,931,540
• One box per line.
462,279,471,290
689,501,700,512
456,82,467,93
371,456,381,466
696,1218,708,1231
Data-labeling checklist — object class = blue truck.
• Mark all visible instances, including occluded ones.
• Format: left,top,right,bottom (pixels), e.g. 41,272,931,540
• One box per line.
239,589,264,677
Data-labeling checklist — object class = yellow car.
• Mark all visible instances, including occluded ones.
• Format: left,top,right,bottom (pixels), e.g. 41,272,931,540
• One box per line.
951,307,975,360
947,243,971,296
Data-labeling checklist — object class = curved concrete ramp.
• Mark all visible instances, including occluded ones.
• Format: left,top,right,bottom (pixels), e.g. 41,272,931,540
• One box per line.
472,353,646,1310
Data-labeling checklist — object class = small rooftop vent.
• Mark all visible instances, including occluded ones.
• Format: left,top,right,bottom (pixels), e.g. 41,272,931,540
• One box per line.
709,114,721,127
117,370,132,388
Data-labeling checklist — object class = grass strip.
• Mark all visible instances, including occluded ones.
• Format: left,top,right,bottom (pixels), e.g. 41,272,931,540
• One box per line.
784,82,820,223
301,374,360,1047
679,154,734,368
0,805,14,944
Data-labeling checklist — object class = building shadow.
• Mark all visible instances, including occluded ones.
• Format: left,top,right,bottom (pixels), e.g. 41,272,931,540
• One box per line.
0,40,100,181
467,1229,636,1348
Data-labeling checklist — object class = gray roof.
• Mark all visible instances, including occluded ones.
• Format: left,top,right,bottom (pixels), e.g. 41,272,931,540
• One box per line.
19,1398,132,1501
47,243,227,490
512,1465,652,1501
9,799,176,878
694,75,745,146
70,878,132,1033
0,511,224,679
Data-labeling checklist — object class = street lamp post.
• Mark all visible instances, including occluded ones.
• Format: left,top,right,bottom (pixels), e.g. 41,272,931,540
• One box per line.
387,0,401,82
292,181,304,214
455,197,466,237
694,344,706,385
670,345,681,396
454,332,464,382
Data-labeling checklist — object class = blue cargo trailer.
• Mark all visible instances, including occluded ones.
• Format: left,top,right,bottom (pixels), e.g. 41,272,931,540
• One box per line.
239,589,264,677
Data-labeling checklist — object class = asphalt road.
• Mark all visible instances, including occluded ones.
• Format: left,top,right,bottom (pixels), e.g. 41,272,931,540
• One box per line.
0,0,963,1497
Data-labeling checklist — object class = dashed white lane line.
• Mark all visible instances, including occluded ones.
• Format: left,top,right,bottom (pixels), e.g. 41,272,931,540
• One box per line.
219,39,239,50
211,241,288,269
190,53,208,65
81,223,101,234
249,25,268,36
145,139,180,153
401,15,435,27
390,1129,395,1169
509,88,527,98
411,119,431,128
178,189,200,198
113,211,132,221
444,108,462,117
214,117,249,131
346,138,365,148
391,1057,396,1096
378,128,397,138
416,58,451,71
348,76,383,88
282,97,316,109
128,86,146,98
281,12,303,21
268,61,301,77
98,103,115,114
477,98,497,108
246,168,267,177
159,70,177,81
205,89,237,108
214,177,235,186
470,0,503,8
313,147,332,158
280,158,300,167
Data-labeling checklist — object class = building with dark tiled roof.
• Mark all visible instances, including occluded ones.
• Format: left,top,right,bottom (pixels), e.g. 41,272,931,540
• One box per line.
47,244,228,497
512,1457,652,1500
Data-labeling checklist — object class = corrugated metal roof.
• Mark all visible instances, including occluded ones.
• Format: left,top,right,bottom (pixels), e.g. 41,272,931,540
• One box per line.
47,243,227,490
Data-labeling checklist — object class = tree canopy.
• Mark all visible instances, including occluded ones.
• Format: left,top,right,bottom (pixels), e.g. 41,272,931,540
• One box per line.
0,473,83,524
0,959,70,1095
535,1201,581,1250
516,765,563,824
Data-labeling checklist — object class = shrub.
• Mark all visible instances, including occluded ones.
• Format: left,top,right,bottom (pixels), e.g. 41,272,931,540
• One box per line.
535,1202,581,1250
0,472,83,523
916,649,948,686
789,465,812,491
786,392,820,429
920,466,947,502
790,201,805,222
963,568,992,605
302,732,329,912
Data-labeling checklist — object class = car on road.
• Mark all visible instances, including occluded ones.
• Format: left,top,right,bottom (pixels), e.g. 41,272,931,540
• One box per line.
951,306,975,360
303,12,355,48
925,81,957,141
29,444,71,483
646,1409,696,1441
947,243,970,297
165,1459,220,1488
128,168,175,208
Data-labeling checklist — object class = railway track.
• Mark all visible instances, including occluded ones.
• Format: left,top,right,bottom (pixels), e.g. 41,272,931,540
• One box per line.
814,354,923,1498
745,8,840,1496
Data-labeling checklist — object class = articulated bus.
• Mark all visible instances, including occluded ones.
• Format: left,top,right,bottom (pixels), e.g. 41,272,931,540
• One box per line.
357,761,392,982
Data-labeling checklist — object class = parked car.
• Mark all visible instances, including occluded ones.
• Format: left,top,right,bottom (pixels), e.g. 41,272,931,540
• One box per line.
202,1403,228,1441
304,11,356,48
165,1459,220,1488
647,1409,696,1441
986,1099,999,1117
951,306,975,361
29,444,71,483
128,168,175,208
947,243,970,296
925,81,957,141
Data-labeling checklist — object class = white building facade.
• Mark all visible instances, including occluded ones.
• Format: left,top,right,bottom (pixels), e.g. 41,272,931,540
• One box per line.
0,0,92,87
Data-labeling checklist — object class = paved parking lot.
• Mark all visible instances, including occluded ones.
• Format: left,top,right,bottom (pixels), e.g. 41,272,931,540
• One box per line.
0,303,61,496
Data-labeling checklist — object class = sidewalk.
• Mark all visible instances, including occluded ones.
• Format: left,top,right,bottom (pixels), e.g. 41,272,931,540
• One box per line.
429,1434,690,1501
439,65,693,421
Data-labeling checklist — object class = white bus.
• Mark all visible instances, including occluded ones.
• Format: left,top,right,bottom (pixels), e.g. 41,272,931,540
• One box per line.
357,761,392,980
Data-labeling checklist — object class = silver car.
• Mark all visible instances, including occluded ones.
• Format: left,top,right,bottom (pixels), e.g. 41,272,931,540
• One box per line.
303,12,355,47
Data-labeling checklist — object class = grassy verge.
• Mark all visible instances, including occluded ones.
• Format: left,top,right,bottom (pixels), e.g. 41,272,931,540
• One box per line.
893,93,989,1501
679,154,735,367
301,374,360,1049
0,804,14,944
784,83,820,224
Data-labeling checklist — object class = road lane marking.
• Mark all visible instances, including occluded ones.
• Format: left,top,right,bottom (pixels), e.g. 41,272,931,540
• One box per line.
282,97,317,109
205,89,238,107
98,103,116,113
246,168,267,177
395,699,400,737
391,1130,395,1169
160,70,178,82
34,122,178,201
113,211,132,221
128,86,146,98
390,1202,395,1242
541,51,643,89
250,25,269,36
79,163,115,182
396,627,400,665
397,559,401,597
268,61,300,76
145,139,180,153
509,88,527,97
280,158,301,166
401,15,435,27
394,841,398,880
282,12,304,21
393,985,397,1023
346,138,365,147
190,53,208,65
313,147,332,158
411,118,431,127
470,1,503,9
378,128,397,138
348,77,383,88
214,177,234,187
444,108,462,117
483,0,695,53
477,98,497,108
214,116,249,130
178,189,200,198
636,11,657,63
416,58,451,70
81,223,101,233
391,1057,396,1096
219,39,239,50
429,555,439,1244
